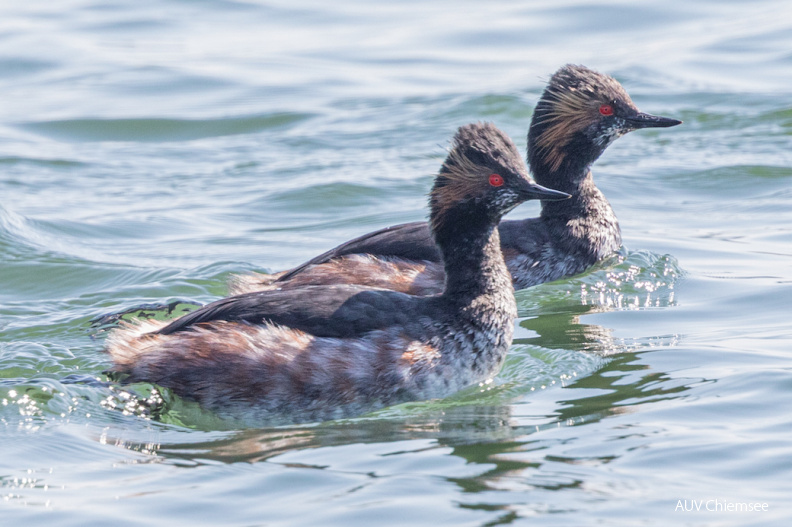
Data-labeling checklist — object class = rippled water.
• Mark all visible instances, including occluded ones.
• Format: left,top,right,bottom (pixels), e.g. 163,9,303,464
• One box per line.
2,1,791,525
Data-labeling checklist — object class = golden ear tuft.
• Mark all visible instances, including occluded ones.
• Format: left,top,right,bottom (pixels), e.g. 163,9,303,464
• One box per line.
533,89,598,172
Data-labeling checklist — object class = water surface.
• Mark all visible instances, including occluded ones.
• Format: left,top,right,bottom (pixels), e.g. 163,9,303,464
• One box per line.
1,1,791,525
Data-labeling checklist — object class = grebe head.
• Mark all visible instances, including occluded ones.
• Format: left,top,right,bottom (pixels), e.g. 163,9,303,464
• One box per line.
430,122,569,235
528,64,682,178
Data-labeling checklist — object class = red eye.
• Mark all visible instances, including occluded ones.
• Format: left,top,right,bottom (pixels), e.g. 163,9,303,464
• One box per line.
489,174,504,187
599,104,614,116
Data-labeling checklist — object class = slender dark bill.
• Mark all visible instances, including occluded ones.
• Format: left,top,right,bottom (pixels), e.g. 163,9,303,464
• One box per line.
521,181,571,201
626,112,683,129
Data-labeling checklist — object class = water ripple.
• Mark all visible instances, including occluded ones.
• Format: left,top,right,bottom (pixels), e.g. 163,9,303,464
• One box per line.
517,249,682,314
18,112,315,142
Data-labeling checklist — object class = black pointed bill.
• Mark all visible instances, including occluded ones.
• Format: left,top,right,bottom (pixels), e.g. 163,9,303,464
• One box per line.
519,180,570,201
625,112,683,129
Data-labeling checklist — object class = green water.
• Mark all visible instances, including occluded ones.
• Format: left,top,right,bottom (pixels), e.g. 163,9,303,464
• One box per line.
1,1,791,525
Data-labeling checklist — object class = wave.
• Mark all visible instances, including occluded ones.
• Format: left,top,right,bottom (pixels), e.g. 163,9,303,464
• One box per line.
17,112,315,143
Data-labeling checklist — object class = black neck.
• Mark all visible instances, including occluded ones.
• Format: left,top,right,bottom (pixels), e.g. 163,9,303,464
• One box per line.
528,139,596,193
538,170,607,220
432,204,513,304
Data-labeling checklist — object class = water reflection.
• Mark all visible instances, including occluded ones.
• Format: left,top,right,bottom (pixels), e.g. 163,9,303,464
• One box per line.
552,351,690,425
518,303,620,353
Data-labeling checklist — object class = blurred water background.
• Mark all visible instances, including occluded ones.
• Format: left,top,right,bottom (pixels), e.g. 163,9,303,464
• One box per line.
1,1,791,525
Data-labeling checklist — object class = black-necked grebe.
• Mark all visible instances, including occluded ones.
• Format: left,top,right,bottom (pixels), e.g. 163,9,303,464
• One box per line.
229,64,681,296
106,123,569,425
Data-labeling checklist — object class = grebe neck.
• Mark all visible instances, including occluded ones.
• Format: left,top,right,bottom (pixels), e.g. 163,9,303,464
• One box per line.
538,169,610,220
432,204,514,307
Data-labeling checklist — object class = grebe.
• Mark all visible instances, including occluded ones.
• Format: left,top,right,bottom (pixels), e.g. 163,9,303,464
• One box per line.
106,123,569,425
230,64,681,296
